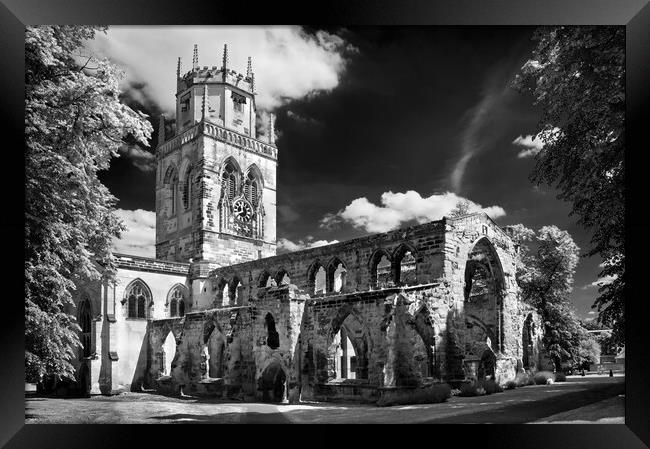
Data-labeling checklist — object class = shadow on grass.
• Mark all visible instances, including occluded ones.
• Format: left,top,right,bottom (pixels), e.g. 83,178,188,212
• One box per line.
150,412,292,424
419,381,624,423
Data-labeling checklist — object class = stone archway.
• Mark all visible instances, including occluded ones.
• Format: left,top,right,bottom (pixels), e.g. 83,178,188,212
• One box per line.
325,306,371,382
259,360,287,403
478,349,497,380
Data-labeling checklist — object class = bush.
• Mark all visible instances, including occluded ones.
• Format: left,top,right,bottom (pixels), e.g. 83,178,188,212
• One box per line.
514,372,534,387
554,372,567,382
504,380,517,390
533,371,555,385
377,383,452,407
458,379,503,397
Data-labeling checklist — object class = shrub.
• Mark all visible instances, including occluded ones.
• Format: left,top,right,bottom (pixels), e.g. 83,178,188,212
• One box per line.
533,371,555,385
514,372,534,387
377,383,452,407
458,379,503,397
554,372,567,382
504,380,517,390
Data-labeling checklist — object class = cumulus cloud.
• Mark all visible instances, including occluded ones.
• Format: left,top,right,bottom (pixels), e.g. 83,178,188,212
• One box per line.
87,26,354,113
277,236,340,254
512,127,561,158
112,209,156,257
320,190,506,234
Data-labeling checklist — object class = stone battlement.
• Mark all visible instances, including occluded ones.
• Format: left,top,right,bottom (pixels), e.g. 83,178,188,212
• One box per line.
157,121,277,159
114,253,190,275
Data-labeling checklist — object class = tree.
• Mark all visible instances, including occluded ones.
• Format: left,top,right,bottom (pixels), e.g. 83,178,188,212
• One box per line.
509,224,583,371
25,26,153,383
449,199,472,217
512,26,625,345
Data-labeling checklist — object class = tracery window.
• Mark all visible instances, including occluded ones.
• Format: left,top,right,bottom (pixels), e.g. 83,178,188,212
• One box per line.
126,280,152,319
221,164,237,202
182,167,193,210
169,287,186,318
244,172,260,207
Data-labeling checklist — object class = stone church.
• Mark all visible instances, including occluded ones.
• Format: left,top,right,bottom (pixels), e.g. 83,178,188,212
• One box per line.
69,45,546,403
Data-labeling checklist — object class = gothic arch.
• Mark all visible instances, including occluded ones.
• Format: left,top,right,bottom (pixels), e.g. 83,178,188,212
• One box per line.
258,270,275,288
326,256,347,293
392,242,419,285
463,237,507,352
243,163,264,190
229,274,243,305
325,305,373,381
163,164,178,184
306,260,326,295
369,248,393,288
274,268,291,286
166,284,189,317
123,278,153,319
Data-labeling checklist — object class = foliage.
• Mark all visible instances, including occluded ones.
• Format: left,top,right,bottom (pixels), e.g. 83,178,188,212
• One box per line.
514,372,535,387
533,371,555,385
512,26,625,345
504,380,517,390
376,383,452,406
458,379,503,397
510,224,586,371
554,372,567,382
25,26,153,383
449,199,472,218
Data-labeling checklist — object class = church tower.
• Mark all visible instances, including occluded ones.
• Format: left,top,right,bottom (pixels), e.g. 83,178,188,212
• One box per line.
155,44,278,269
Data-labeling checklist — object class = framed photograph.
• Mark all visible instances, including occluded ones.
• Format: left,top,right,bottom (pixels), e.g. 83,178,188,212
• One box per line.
5,0,649,447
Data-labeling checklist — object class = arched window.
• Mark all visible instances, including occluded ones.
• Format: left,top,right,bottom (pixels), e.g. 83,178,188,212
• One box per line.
307,262,326,295
244,171,260,207
395,246,417,286
275,269,290,286
182,166,193,210
164,165,179,216
171,178,178,214
78,298,92,358
370,250,393,288
221,163,238,202
258,271,275,288
125,280,152,319
219,279,230,306
168,286,186,318
230,277,242,305
265,313,280,349
327,259,347,293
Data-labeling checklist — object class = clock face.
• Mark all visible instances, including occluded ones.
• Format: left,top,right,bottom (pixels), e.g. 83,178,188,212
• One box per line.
233,199,253,222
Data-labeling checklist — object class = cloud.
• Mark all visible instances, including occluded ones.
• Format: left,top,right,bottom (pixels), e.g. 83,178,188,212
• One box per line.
451,69,512,192
512,127,562,158
277,204,300,223
277,236,339,254
320,190,506,234
581,274,618,290
112,209,156,257
286,110,324,127
588,310,597,315
87,26,354,113
119,144,155,172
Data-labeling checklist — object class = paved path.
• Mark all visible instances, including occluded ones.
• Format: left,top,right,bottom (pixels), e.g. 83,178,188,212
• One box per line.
24,375,624,424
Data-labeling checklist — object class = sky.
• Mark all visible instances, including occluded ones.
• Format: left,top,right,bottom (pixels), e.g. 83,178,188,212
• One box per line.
87,26,611,320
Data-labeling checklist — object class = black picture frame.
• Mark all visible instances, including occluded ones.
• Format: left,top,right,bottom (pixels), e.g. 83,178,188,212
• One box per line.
3,0,648,447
